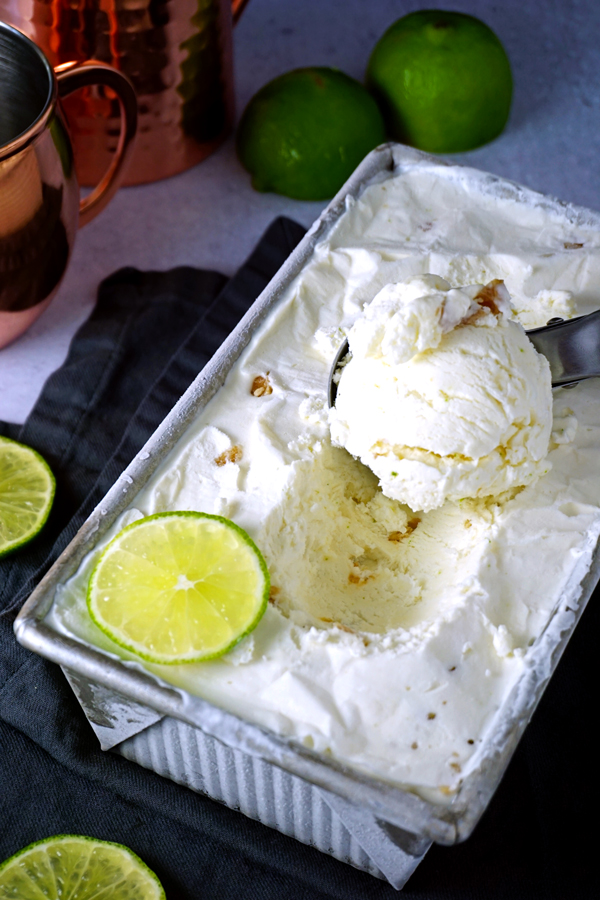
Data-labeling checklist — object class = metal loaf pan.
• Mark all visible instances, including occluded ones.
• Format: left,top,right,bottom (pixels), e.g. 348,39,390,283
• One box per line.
14,144,600,851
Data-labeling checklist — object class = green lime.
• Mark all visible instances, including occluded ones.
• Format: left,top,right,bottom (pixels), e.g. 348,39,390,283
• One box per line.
366,10,512,153
236,66,387,200
87,511,269,664
0,834,165,900
0,436,55,559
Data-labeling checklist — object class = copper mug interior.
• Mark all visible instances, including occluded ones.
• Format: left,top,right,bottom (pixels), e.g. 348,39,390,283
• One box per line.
0,21,137,348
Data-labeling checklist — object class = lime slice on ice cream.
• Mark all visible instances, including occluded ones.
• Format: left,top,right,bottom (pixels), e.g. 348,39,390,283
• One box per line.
0,834,165,899
0,435,55,559
87,511,269,664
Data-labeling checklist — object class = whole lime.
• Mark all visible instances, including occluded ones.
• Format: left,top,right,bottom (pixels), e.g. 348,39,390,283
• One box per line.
366,10,512,153
236,67,387,201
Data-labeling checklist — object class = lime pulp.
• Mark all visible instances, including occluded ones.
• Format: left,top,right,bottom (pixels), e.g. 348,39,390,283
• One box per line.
0,834,165,900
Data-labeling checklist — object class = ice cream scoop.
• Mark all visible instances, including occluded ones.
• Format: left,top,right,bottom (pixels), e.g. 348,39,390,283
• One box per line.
328,275,557,512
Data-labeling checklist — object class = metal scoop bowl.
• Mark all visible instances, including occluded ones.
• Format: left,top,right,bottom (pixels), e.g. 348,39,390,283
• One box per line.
328,310,600,408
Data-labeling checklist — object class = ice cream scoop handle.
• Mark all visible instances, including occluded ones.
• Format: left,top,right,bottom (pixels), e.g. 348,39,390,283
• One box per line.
527,309,600,387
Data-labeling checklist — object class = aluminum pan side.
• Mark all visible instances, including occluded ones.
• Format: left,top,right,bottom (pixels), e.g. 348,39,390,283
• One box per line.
14,142,600,845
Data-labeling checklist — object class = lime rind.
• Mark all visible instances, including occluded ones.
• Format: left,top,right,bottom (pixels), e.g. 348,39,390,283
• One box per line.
87,511,270,665
0,436,56,560
0,834,165,900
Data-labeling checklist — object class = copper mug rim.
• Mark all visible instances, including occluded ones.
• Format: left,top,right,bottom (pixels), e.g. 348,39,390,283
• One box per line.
0,21,57,162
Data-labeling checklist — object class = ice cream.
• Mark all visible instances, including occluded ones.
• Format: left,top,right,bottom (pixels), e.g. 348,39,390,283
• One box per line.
46,159,600,803
329,274,553,512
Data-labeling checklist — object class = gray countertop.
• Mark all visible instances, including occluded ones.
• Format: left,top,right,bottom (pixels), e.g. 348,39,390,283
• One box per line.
1,0,599,424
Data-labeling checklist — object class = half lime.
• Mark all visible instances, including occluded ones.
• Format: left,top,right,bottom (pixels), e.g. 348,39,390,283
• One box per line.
0,436,55,559
0,834,165,900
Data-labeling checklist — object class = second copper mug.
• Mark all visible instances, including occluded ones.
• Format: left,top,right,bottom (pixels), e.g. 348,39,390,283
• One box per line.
3,0,250,186
0,21,137,348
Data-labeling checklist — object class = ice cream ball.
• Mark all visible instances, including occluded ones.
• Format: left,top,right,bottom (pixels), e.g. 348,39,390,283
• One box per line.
329,275,553,512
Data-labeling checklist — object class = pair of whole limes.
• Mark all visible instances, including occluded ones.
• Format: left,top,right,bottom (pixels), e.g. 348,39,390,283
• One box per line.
237,10,512,201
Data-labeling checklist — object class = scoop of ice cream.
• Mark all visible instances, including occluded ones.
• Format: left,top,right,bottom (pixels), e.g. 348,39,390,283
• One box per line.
329,275,553,512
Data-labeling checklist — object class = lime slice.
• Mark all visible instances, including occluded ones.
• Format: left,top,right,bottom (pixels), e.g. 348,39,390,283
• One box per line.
0,436,55,559
87,512,270,664
0,834,165,899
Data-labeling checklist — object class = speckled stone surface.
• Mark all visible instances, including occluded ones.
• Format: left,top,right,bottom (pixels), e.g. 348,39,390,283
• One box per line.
1,0,599,423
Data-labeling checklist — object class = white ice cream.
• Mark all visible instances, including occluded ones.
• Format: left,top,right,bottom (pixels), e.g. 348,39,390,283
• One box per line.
47,160,600,803
329,275,553,512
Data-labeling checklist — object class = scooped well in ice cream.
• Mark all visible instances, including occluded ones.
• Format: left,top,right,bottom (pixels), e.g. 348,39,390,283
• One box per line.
329,275,553,512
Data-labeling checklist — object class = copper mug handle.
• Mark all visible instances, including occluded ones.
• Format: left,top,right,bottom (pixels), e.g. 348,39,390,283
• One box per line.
55,60,138,228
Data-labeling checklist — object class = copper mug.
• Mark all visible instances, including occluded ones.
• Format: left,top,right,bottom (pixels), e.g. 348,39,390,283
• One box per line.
0,21,137,348
2,0,250,186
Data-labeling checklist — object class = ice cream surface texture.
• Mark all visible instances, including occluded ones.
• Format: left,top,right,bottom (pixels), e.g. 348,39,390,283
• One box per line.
47,159,600,803
329,275,553,512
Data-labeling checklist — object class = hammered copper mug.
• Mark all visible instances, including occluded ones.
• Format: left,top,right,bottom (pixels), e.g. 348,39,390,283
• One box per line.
2,0,250,186
0,21,137,347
